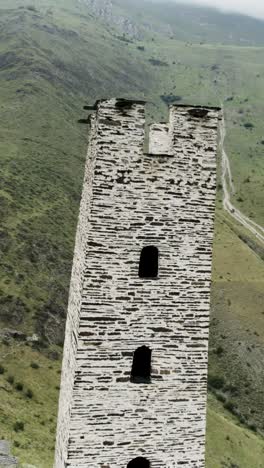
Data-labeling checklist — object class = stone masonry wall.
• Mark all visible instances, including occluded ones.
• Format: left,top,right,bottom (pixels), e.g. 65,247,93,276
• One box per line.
55,114,98,466
55,99,220,468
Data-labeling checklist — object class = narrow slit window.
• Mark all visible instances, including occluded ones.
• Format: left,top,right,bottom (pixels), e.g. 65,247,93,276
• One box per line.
127,458,150,468
130,346,152,384
139,246,159,278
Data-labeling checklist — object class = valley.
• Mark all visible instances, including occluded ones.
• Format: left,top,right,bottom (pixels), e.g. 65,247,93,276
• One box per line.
0,0,264,466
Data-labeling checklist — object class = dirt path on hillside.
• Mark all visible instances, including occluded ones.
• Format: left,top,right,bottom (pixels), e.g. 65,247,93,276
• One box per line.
220,111,264,244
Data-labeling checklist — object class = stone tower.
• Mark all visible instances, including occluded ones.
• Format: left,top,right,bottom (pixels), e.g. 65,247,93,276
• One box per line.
55,98,220,468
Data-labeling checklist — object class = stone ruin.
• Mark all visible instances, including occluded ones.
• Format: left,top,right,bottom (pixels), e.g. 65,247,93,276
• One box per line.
54,98,220,468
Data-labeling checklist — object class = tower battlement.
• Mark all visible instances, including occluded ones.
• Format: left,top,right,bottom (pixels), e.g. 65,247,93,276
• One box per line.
55,98,220,468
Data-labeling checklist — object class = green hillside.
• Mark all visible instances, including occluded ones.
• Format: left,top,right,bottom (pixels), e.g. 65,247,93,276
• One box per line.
0,0,264,466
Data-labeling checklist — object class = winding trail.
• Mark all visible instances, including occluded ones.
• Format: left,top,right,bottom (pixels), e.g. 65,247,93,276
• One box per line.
220,110,264,244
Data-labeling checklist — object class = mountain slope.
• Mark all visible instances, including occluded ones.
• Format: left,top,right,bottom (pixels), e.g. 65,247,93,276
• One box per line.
0,1,151,343
0,0,264,466
80,0,264,45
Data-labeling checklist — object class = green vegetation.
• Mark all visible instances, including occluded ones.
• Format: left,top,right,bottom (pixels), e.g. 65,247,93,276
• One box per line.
0,342,60,466
30,362,40,369
15,382,24,392
25,389,34,399
0,0,264,466
208,374,226,390
13,421,25,433
206,394,264,468
6,375,15,385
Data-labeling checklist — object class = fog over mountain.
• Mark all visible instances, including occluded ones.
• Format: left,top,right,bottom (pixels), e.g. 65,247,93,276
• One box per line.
152,0,264,20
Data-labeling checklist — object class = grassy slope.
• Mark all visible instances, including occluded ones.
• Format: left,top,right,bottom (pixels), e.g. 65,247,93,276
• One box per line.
0,1,151,341
0,341,61,467
206,394,264,468
0,0,264,466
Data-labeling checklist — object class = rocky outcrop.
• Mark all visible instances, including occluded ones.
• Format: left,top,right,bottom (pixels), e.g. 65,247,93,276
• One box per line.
79,0,174,39
0,329,39,344
78,0,141,38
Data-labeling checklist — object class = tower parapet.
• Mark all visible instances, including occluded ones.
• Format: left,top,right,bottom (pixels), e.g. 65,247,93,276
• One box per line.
55,98,220,468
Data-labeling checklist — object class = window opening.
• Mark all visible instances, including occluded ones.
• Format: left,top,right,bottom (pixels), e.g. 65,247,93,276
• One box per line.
127,458,150,468
139,246,159,278
130,346,151,384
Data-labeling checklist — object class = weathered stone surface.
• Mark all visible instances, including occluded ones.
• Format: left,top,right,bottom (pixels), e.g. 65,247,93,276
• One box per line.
21,464,37,468
148,123,172,156
0,441,18,467
0,441,10,456
55,99,220,468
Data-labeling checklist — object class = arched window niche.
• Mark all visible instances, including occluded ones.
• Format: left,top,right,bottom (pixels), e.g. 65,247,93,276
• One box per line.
138,246,159,278
127,458,150,468
130,346,152,384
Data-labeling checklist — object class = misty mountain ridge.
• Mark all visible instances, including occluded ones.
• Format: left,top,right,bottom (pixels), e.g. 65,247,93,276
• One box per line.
78,0,264,45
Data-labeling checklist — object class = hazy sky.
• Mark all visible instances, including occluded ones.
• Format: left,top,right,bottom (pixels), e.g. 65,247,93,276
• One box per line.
157,0,264,20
